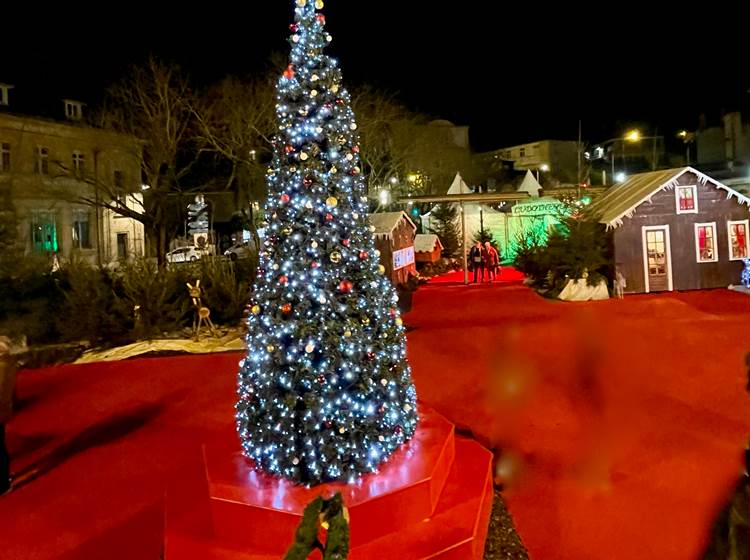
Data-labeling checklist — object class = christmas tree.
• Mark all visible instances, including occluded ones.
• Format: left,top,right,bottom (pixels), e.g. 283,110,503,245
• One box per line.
236,0,418,486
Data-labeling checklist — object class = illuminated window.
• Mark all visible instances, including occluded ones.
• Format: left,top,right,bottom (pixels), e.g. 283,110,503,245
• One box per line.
728,220,749,260
0,143,9,172
695,222,717,263
35,147,49,175
676,185,697,213
30,211,58,253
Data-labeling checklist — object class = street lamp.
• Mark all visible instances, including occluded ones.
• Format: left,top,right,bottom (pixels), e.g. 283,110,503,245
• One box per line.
677,130,695,165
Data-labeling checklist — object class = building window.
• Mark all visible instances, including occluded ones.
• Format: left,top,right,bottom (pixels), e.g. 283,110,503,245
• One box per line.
117,233,129,259
676,185,698,214
728,219,749,260
0,85,11,106
30,212,58,253
35,147,49,175
519,148,526,158
114,170,124,190
64,100,84,121
72,210,91,249
695,222,718,263
0,143,9,172
72,151,85,177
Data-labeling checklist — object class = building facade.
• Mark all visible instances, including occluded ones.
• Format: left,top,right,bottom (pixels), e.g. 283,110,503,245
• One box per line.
0,99,144,264
476,139,579,184
591,167,750,294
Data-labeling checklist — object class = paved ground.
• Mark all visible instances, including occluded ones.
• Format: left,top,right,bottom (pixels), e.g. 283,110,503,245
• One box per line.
407,277,750,560
2,274,749,559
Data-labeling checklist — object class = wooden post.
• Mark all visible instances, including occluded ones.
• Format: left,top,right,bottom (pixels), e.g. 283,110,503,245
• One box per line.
461,201,468,285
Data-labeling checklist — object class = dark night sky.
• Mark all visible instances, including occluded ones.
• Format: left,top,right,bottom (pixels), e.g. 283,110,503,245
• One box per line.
4,2,749,151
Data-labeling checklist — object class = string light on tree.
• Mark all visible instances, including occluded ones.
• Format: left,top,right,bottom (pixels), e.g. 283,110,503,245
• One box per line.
236,0,418,486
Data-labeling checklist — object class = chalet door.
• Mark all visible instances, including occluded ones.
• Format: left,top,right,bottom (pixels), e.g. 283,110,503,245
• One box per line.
644,227,670,292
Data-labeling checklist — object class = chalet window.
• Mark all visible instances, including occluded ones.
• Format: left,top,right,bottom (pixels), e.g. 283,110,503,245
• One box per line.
519,148,526,158
35,147,49,175
72,151,85,177
695,222,718,263
0,143,9,172
72,210,91,249
676,185,698,214
728,219,749,260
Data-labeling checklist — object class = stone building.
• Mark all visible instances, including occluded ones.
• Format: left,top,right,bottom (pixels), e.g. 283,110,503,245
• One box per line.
0,87,144,264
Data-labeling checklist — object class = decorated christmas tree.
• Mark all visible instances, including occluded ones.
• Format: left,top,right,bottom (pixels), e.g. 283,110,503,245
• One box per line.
236,0,418,486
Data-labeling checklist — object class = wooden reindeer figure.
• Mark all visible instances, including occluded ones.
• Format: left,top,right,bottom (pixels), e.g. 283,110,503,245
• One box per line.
186,280,217,339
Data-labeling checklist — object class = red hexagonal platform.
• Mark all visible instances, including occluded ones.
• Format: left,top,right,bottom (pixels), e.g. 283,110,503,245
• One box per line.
164,406,493,559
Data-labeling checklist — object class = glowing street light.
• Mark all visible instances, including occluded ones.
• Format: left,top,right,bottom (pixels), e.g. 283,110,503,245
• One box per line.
624,129,641,142
615,172,627,183
540,163,550,172
389,176,398,185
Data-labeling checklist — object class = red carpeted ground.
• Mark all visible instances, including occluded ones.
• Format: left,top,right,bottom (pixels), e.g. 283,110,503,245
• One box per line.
2,273,750,559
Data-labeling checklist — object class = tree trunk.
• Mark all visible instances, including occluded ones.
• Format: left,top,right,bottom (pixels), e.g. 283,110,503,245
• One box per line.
157,223,168,266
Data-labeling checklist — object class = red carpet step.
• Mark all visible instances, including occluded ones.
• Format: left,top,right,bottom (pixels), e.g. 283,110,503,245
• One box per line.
164,406,493,559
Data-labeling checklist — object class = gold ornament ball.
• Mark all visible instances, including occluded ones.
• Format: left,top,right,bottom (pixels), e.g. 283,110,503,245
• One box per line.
331,84,339,93
395,317,404,327
251,305,261,315
362,317,370,326
378,265,386,275
305,343,315,354
316,0,324,8
338,427,346,434
296,0,306,6
326,196,338,208
267,345,275,353
300,152,309,161
310,89,318,97
344,330,352,338
330,251,342,263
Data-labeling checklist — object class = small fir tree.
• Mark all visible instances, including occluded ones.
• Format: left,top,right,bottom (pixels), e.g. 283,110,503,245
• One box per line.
428,203,460,257
236,0,418,486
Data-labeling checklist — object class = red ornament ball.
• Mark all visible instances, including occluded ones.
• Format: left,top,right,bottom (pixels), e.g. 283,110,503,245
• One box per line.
289,23,299,32
317,374,326,384
359,251,369,260
281,303,293,314
352,146,360,153
280,193,291,204
389,307,397,317
342,239,351,247
284,144,295,154
366,352,375,361
338,279,354,293
303,176,314,187
325,213,334,222
394,425,403,436
316,14,326,24
336,98,345,105
283,65,296,80
324,420,333,428
311,261,320,269
279,275,289,285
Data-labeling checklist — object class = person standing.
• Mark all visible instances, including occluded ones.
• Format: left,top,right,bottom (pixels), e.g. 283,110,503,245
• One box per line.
484,242,499,282
0,336,17,495
469,241,484,284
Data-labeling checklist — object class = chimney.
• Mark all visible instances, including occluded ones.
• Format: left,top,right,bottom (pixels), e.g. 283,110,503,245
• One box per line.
0,84,14,107
63,99,85,121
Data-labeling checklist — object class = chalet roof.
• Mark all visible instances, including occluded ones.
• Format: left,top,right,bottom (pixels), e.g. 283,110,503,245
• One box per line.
590,166,750,228
368,211,416,235
414,234,443,253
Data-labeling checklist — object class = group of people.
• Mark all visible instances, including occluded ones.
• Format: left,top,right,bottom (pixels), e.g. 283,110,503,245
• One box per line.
468,241,501,283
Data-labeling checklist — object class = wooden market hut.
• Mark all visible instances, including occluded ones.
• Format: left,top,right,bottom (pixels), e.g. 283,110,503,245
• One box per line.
590,166,750,293
414,234,443,264
368,211,417,285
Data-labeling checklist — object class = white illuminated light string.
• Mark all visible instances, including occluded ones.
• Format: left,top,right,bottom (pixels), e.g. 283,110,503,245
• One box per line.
236,0,418,486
